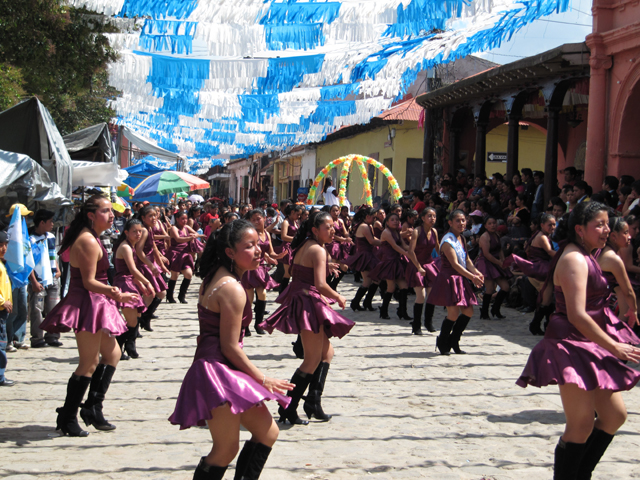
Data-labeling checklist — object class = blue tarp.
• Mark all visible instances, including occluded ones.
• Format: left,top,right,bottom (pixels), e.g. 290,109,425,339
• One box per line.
124,160,171,204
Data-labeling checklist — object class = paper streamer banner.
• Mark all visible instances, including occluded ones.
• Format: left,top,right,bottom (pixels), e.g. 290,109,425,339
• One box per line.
308,154,402,207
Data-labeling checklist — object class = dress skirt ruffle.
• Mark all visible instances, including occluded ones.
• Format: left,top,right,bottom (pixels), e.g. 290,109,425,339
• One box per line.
114,274,147,312
345,250,379,272
426,267,477,307
138,262,167,293
475,256,512,280
405,261,439,289
241,265,279,291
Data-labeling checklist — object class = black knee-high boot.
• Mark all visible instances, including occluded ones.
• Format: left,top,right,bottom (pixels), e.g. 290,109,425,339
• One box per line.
291,334,304,359
166,280,177,303
350,286,368,311
80,364,117,431
178,278,191,303
379,292,393,319
490,290,509,319
362,283,378,311
116,330,130,361
397,289,413,320
194,457,228,480
56,374,91,437
254,299,267,335
529,306,546,336
450,314,471,354
480,293,492,320
436,319,455,355
378,280,387,300
140,297,161,332
278,369,312,425
554,438,587,480
234,441,272,480
423,303,436,332
576,428,615,479
278,277,290,294
124,325,139,359
329,271,344,291
353,271,362,283
543,303,555,330
411,303,424,335
303,361,332,422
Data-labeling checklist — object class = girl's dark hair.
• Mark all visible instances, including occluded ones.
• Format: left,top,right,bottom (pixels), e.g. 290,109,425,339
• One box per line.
223,212,240,223
284,204,304,217
59,195,109,254
383,212,400,229
321,205,332,213
609,214,627,234
112,219,144,257
198,220,256,284
291,210,332,250
415,206,436,227
137,205,156,223
401,209,418,224
340,205,349,213
266,207,276,217
448,209,465,222
323,177,333,193
245,209,264,221
539,213,555,226
553,201,609,244
477,215,496,237
516,193,527,204
352,207,374,230
173,210,188,223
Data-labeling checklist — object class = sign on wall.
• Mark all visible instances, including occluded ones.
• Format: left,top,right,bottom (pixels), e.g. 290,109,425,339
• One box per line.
487,152,507,163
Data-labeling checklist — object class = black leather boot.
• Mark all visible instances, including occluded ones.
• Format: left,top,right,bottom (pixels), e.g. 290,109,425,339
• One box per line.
353,271,362,283
529,306,546,336
491,290,509,319
303,362,332,422
450,314,471,354
576,428,614,479
411,303,423,335
80,364,117,431
254,299,267,335
379,292,393,319
291,334,304,359
56,374,91,437
166,280,177,303
116,330,130,361
543,304,555,331
124,325,139,359
278,369,312,425
278,277,290,294
350,286,368,311
480,293,492,320
234,441,272,480
436,319,455,355
423,303,436,332
329,271,344,291
178,278,191,303
554,438,587,480
140,297,161,332
193,457,228,480
397,289,413,320
362,283,378,311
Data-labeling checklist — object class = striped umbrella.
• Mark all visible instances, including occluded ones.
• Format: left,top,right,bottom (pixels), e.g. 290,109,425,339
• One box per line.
117,183,134,198
112,196,130,213
134,171,209,198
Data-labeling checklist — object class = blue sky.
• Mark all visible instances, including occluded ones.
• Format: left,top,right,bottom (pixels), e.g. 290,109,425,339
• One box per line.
477,0,593,63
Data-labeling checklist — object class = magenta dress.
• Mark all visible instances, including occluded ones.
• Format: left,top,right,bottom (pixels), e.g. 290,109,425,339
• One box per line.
114,256,147,312
169,288,290,429
259,244,355,339
345,228,379,272
277,222,298,266
326,220,351,263
152,224,167,257
475,232,513,280
41,231,127,336
517,247,640,391
506,233,553,282
370,230,405,282
135,227,168,293
405,227,440,289
167,228,195,273
373,225,384,261
426,233,478,307
241,233,279,291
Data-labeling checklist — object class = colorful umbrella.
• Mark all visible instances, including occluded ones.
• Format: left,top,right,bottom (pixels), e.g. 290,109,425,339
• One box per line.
117,183,134,198
188,194,205,203
112,196,130,213
175,192,188,199
134,171,209,198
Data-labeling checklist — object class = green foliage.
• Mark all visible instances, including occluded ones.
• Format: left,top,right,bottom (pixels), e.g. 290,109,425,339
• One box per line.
0,63,25,111
0,0,119,134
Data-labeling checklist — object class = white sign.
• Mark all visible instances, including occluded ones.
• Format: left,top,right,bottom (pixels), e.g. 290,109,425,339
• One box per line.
487,152,507,163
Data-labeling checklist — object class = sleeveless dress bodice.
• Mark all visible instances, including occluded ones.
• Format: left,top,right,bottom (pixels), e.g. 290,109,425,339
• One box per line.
415,227,437,265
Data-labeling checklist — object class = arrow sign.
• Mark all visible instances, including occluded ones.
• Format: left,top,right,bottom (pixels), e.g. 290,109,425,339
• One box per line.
487,152,507,162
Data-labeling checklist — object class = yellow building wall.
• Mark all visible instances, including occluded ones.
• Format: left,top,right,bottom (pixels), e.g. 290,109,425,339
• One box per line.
482,124,547,175
315,122,424,206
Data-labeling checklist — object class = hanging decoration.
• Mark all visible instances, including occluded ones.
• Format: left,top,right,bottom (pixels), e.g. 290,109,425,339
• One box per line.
307,154,402,206
67,0,571,159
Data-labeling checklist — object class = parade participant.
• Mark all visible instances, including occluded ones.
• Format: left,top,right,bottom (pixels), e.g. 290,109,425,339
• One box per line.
325,205,352,290
135,205,168,331
370,213,411,320
475,217,512,320
428,210,484,355
517,201,640,479
113,219,155,360
275,204,303,294
405,207,440,334
41,195,139,436
166,211,202,304
0,230,14,386
346,207,381,312
169,220,293,480
400,209,418,242
339,205,352,232
242,209,284,335
151,210,170,260
259,210,353,425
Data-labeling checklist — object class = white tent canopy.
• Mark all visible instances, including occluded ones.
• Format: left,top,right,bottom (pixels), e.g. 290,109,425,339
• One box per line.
121,126,182,162
72,160,129,187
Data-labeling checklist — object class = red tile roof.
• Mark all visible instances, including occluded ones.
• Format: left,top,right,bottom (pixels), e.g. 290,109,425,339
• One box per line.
375,98,422,122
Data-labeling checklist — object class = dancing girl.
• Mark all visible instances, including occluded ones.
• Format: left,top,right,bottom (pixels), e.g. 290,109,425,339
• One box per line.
166,211,202,304
275,204,303,294
169,220,293,480
428,210,484,355
517,202,640,479
259,210,354,425
346,207,381,312
475,217,511,320
41,195,139,436
325,205,352,290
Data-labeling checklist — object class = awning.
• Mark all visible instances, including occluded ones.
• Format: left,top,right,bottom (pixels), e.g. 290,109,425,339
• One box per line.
64,123,114,163
121,126,181,162
72,161,128,187
207,173,230,180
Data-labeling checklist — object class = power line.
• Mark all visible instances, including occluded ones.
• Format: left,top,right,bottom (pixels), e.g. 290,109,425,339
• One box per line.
538,19,591,27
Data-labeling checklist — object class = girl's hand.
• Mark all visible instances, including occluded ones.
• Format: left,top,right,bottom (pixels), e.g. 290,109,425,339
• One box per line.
109,286,123,302
418,267,426,275
471,274,484,288
625,310,639,328
161,255,170,265
263,377,295,394
336,294,347,309
613,343,640,363
150,264,160,276
265,255,277,265
273,251,287,259
328,263,340,277
120,293,140,304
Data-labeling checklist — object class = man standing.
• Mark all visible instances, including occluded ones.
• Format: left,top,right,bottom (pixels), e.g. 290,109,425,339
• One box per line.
531,171,545,218
28,209,62,348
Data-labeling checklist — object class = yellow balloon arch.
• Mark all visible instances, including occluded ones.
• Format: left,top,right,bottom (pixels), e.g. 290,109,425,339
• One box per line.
307,154,403,206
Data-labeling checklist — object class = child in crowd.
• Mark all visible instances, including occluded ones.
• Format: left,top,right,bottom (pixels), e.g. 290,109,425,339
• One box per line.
0,230,14,386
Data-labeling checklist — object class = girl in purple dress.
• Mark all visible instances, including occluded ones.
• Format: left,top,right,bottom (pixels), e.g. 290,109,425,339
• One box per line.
113,219,155,360
135,206,169,331
166,211,204,304
260,211,354,425
370,213,412,320
42,196,139,436
406,207,440,334
347,207,381,312
325,205,352,290
170,220,293,480
427,210,484,355
243,209,285,336
475,217,512,320
151,210,170,258
517,202,640,479
275,204,303,294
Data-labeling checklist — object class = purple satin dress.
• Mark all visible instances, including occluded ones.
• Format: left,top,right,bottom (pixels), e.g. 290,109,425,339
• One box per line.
370,230,405,282
135,227,168,292
277,222,297,266
326,220,351,263
506,233,553,282
475,232,512,280
345,228,379,272
373,225,384,261
517,247,640,391
241,233,279,291
167,228,195,273
41,231,127,336
114,256,147,312
169,289,290,429
151,224,167,256
405,226,440,289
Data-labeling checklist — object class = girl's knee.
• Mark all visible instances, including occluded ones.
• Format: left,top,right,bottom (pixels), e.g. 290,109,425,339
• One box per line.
212,443,239,464
157,291,166,300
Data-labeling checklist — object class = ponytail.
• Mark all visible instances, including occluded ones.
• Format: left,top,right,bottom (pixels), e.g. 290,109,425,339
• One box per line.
198,220,255,286
59,195,108,255
291,210,331,250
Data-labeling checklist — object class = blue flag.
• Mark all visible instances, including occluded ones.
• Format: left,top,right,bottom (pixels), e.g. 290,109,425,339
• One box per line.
5,208,35,288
